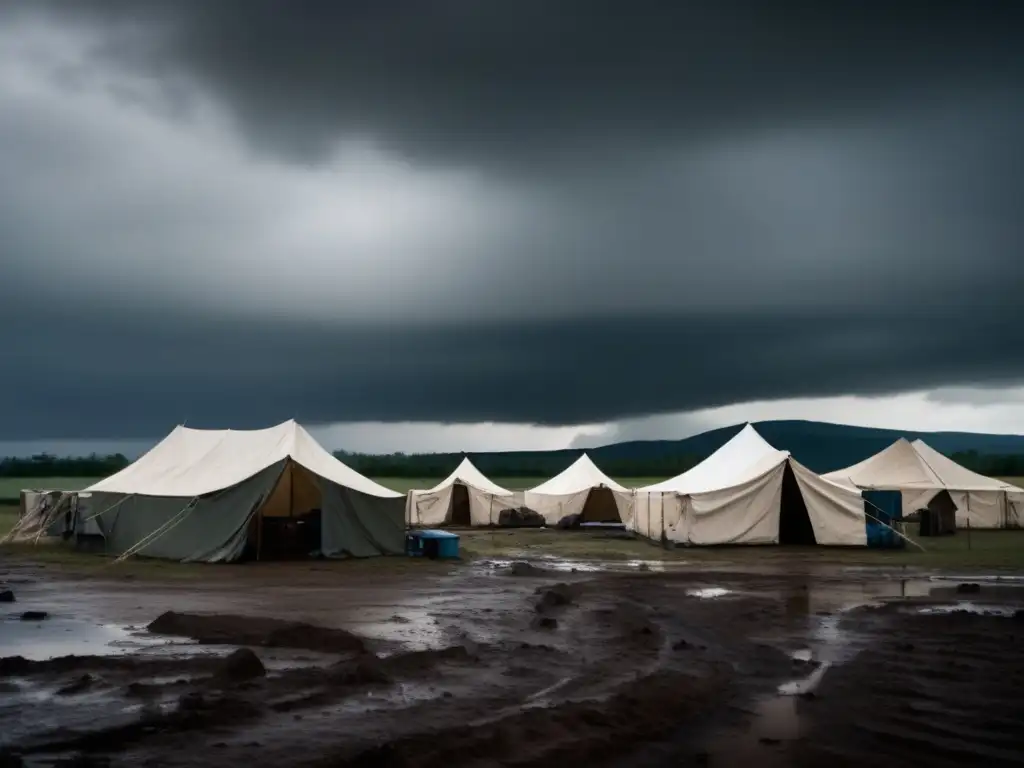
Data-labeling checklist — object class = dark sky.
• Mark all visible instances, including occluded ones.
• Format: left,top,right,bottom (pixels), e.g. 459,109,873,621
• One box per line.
2,1,1023,444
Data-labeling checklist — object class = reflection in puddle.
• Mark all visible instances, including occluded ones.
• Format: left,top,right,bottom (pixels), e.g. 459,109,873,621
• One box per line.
0,614,203,661
778,663,830,696
686,587,732,599
470,557,688,575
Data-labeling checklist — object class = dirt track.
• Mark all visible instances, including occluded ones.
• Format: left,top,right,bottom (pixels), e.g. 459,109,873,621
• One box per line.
2,555,1023,767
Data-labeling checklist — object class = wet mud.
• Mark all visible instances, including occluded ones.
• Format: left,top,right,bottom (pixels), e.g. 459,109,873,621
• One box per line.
2,559,1024,767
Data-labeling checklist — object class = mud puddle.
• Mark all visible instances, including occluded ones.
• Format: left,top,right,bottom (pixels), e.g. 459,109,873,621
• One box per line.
1,613,202,661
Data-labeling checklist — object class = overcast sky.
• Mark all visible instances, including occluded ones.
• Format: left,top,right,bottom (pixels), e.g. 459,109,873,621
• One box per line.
1,2,1022,457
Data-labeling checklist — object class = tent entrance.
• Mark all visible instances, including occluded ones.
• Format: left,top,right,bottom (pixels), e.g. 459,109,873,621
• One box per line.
580,487,622,524
248,461,323,560
778,463,817,545
449,483,471,526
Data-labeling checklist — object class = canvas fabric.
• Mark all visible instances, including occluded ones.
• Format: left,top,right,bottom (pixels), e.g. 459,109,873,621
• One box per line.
525,454,632,525
634,425,867,546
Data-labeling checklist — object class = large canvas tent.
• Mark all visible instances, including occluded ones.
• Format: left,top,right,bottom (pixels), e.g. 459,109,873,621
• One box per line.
825,438,1024,529
524,454,632,525
406,457,522,526
77,420,406,562
631,425,868,546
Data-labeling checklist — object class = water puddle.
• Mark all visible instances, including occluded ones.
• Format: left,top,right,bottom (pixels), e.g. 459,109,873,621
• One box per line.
0,613,204,661
685,587,732,599
471,557,688,575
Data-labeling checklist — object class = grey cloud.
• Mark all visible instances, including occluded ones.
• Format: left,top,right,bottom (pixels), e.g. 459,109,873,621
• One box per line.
925,388,1024,406
12,1,1023,170
4,302,1024,441
0,4,1023,442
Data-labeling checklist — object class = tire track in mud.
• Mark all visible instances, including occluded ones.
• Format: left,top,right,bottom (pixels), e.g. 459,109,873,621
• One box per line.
790,605,1024,767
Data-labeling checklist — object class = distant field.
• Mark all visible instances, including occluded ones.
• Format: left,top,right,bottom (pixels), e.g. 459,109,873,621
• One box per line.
0,477,101,498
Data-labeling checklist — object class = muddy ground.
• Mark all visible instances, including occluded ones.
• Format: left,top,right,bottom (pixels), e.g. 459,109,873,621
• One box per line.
1,552,1023,767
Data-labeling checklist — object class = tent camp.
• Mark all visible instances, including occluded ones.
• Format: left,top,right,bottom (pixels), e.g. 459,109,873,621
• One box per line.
523,454,632,525
406,457,521,526
631,424,869,546
825,438,1024,529
76,420,406,562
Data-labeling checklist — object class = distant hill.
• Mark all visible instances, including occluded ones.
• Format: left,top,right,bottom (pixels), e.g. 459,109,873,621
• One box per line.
337,419,1024,478
593,420,1024,474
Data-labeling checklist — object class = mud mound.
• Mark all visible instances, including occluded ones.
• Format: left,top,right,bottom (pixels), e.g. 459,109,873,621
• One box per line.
214,648,266,683
56,674,96,696
147,612,367,654
509,562,546,577
792,605,1024,767
321,669,723,768
534,583,578,612
0,653,224,680
497,508,546,527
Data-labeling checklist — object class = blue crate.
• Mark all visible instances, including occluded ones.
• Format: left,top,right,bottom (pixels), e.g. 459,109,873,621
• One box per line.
406,529,460,559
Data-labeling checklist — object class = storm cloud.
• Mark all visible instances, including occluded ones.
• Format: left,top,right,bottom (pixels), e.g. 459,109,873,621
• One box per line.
1,2,1022,441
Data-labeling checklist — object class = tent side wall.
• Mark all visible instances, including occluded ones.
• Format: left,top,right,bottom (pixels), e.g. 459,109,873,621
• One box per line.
789,461,868,546
82,461,287,562
465,487,527,526
318,479,405,557
1008,492,1024,528
524,488,632,526
628,491,683,541
901,488,1006,529
678,462,786,545
407,486,456,527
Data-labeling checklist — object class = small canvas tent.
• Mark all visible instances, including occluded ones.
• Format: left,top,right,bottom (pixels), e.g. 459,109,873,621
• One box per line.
825,438,1024,529
524,454,632,525
406,457,521,526
632,424,868,546
77,420,406,562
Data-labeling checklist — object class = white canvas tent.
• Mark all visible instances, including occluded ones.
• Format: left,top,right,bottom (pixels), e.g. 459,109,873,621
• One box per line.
632,424,867,546
77,420,406,561
406,457,523,526
825,438,1024,529
524,454,632,525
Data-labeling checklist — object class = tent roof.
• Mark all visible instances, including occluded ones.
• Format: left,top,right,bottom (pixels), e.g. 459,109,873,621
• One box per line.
910,439,1024,492
823,437,1023,493
424,457,512,495
85,420,402,499
823,438,946,490
528,453,626,495
640,424,790,493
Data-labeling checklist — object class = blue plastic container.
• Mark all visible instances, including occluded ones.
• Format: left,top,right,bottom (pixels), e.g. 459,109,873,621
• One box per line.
406,529,460,559
863,490,904,549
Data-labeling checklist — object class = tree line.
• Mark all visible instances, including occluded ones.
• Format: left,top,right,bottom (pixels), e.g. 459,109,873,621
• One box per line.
1,449,1023,481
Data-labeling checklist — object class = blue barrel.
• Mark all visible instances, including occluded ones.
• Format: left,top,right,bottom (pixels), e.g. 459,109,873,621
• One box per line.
406,529,460,559
863,490,904,549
